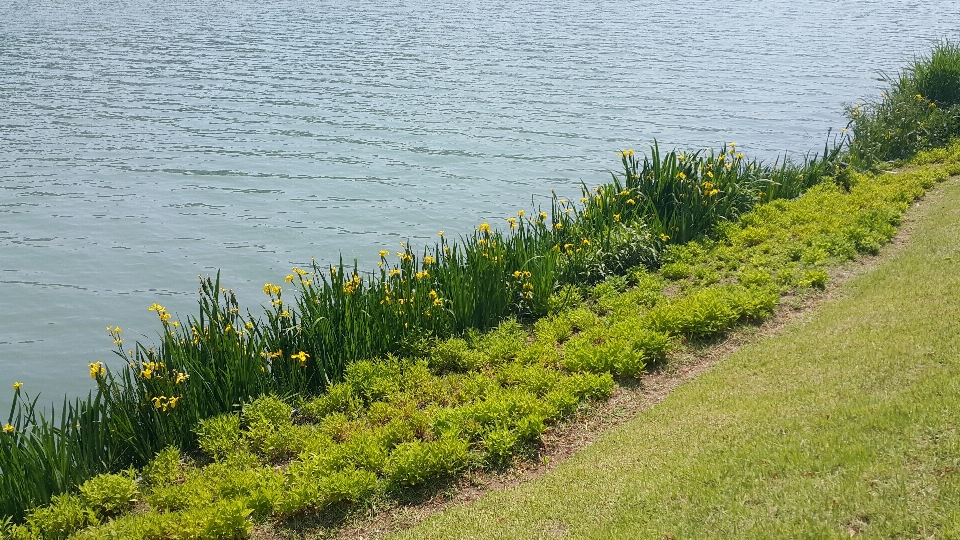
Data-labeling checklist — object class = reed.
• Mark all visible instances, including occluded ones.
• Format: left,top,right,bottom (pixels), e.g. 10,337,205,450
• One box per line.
0,388,113,521
847,40,960,167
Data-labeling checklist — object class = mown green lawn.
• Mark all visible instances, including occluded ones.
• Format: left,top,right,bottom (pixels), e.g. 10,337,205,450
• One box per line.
392,177,960,539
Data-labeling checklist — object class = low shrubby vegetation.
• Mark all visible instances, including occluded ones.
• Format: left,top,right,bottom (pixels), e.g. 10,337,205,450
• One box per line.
3,42,960,539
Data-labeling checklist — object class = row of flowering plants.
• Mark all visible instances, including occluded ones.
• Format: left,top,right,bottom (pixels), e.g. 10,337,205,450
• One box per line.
1,137,848,524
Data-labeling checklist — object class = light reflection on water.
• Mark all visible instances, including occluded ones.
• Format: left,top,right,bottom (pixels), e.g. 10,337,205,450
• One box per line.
2,0,958,406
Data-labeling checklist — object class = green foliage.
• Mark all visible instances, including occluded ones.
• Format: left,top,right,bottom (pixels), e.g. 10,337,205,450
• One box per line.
496,362,562,396
195,414,241,461
547,284,584,314
532,314,573,346
241,394,291,428
848,40,960,166
613,142,764,245
560,221,658,282
239,395,302,462
178,499,253,540
343,358,403,403
589,276,629,302
344,356,435,404
428,338,487,373
559,372,616,402
298,382,361,421
643,285,778,340
321,468,380,506
2,522,31,540
0,388,117,523
466,319,526,365
385,437,472,489
658,162,952,304
78,472,138,519
60,338,620,534
140,446,183,489
912,40,960,108
277,459,377,517
325,431,390,473
65,496,253,540
659,261,691,280
594,273,666,320
801,269,829,289
147,452,275,515
146,469,213,513
25,493,96,540
562,323,672,377
482,428,521,466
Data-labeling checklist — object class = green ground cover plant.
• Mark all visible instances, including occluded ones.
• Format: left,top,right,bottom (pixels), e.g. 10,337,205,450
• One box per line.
3,42,960,538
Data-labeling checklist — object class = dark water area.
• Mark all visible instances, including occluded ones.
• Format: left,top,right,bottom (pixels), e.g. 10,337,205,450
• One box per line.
2,0,959,407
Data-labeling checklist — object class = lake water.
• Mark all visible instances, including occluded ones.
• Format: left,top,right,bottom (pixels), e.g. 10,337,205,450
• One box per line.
2,0,959,407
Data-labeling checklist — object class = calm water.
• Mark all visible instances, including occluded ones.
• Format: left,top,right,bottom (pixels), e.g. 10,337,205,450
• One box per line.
2,0,959,406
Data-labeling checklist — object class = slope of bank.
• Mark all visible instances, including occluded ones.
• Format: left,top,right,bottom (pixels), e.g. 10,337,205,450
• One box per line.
390,175,960,539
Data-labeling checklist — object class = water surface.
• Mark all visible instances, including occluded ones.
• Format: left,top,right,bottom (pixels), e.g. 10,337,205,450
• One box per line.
2,0,958,405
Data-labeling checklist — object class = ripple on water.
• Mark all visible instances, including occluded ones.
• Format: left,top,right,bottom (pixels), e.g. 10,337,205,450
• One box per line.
1,0,959,405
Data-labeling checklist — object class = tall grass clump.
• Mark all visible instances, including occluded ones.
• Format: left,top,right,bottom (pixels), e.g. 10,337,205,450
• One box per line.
260,211,574,392
1,388,114,522
92,277,274,464
0,276,274,520
608,140,844,245
847,40,960,166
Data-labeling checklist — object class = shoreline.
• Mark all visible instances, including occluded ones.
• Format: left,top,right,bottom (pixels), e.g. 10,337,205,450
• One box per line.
5,41,960,539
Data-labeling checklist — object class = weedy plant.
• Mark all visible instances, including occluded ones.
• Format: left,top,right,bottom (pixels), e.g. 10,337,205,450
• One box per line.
847,40,960,167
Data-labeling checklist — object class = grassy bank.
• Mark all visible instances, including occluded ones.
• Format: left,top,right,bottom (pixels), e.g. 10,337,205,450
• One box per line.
3,41,960,540
390,164,960,540
4,145,957,540
0,132,842,522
